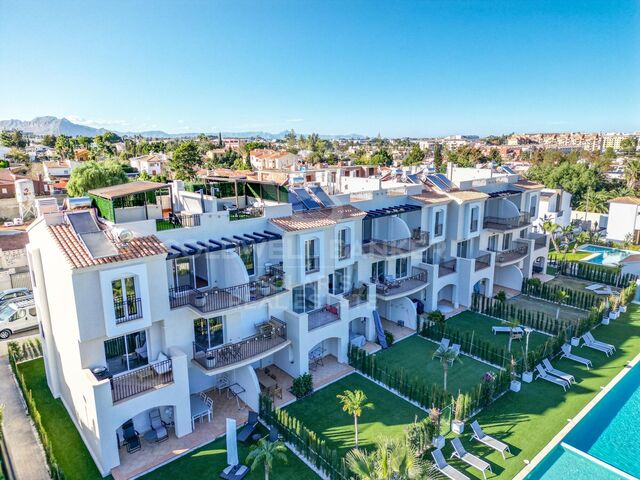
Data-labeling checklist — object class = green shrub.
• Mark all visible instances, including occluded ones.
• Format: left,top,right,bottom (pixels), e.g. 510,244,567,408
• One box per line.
291,373,314,399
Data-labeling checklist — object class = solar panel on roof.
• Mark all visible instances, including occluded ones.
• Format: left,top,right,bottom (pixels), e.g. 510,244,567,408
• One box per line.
66,211,100,234
309,186,334,207
434,173,455,190
80,231,119,259
288,191,307,212
502,165,516,175
407,174,419,184
426,174,449,190
293,188,321,210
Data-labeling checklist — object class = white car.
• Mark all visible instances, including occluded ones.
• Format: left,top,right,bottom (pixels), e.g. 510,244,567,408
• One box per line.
0,297,38,339
0,288,32,308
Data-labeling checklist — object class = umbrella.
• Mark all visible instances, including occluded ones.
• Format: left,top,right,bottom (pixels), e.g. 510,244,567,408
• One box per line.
226,418,239,467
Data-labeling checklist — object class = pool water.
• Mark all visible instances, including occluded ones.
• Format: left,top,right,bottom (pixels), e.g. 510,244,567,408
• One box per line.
578,245,633,266
526,363,640,479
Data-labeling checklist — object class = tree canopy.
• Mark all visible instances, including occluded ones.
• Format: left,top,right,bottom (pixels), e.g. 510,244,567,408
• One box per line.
403,144,424,166
67,161,129,197
169,140,201,180
0,130,27,148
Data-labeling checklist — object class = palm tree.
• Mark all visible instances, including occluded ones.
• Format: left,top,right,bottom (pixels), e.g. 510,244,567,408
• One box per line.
574,231,590,252
555,290,569,320
432,345,461,390
560,225,574,244
624,158,640,190
345,439,433,480
346,448,379,480
245,439,288,480
541,220,560,253
337,389,374,448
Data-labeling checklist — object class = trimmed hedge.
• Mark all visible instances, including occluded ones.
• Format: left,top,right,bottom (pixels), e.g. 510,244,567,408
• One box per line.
521,278,598,311
553,260,637,287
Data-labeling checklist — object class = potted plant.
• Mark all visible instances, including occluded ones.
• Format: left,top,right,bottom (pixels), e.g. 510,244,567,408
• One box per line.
509,356,521,392
260,281,271,296
571,336,581,346
274,277,284,290
521,351,533,383
430,407,445,449
194,291,206,308
452,393,466,434
609,295,620,319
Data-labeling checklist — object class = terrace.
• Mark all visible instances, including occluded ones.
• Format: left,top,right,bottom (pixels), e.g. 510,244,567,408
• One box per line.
373,268,429,299
483,213,531,231
363,231,430,257
491,244,529,266
307,302,341,331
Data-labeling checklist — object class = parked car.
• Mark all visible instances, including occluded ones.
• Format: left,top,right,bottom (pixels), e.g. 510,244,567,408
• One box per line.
0,297,38,339
0,288,32,308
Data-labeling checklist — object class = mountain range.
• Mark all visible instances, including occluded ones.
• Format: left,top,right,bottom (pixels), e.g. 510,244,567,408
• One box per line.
0,116,366,140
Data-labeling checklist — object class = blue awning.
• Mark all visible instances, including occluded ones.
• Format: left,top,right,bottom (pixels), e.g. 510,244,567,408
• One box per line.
364,204,422,219
166,230,282,259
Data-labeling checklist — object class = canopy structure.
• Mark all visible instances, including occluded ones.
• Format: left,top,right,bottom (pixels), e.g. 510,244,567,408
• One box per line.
166,230,282,259
364,203,422,219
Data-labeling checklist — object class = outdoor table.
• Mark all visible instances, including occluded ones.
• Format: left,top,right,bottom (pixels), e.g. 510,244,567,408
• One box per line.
228,383,246,410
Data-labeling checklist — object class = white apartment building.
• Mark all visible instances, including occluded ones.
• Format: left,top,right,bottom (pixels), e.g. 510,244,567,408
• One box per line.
536,188,572,228
129,153,168,176
27,171,548,478
606,196,640,243
249,149,299,170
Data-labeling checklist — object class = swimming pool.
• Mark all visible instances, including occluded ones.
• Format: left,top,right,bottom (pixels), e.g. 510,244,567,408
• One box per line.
526,363,640,479
578,245,634,266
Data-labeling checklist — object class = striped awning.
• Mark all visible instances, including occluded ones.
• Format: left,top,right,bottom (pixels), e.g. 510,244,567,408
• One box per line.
166,230,282,259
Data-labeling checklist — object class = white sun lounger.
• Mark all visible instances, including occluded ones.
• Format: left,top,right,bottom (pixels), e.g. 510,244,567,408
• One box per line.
492,326,524,335
535,364,570,391
470,421,511,460
561,344,592,369
584,332,615,352
542,358,575,384
585,284,604,291
581,336,613,356
450,438,492,480
432,449,470,480
594,287,613,295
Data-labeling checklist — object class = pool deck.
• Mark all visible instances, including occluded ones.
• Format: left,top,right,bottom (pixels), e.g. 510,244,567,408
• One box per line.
514,349,640,479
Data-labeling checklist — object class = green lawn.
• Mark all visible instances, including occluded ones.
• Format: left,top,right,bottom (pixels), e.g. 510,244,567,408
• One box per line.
506,295,587,324
141,425,318,480
374,336,496,395
284,373,426,455
546,275,620,296
442,303,640,479
548,251,591,262
18,359,104,480
446,311,550,355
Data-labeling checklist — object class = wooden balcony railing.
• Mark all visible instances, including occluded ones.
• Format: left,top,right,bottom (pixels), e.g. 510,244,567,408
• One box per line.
110,359,173,403
114,296,143,324
193,317,287,370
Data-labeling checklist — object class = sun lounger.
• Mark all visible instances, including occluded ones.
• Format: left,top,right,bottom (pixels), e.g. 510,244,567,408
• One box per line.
450,343,461,359
535,364,570,391
584,332,615,352
220,464,249,480
237,411,259,443
561,344,592,369
581,336,613,356
470,421,511,460
433,338,450,359
542,358,575,384
585,284,604,291
450,438,492,480
594,287,613,295
491,326,524,335
432,449,470,480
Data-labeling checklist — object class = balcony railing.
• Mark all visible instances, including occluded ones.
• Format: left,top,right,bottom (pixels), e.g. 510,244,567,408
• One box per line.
308,302,341,331
490,244,529,265
343,284,369,307
193,317,287,370
169,277,286,313
338,244,351,260
114,296,143,324
373,268,428,296
474,253,492,271
110,359,173,403
305,256,320,273
156,213,201,231
363,234,429,256
438,259,457,277
528,233,548,250
483,213,531,230
229,206,264,221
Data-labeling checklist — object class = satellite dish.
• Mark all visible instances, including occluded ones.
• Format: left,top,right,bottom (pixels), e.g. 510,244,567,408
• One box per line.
117,229,134,243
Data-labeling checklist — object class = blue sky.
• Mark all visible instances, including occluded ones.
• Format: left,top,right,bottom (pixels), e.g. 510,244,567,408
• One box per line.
0,0,638,137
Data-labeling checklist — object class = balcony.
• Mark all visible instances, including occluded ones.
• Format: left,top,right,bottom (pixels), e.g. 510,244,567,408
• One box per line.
474,253,492,271
338,244,351,260
373,268,428,299
110,359,173,403
305,256,320,274
308,302,341,331
156,213,201,231
491,244,529,266
528,232,548,250
343,284,369,308
483,213,531,231
193,317,288,371
169,276,286,313
114,296,143,324
437,259,457,277
363,232,429,257
229,206,264,221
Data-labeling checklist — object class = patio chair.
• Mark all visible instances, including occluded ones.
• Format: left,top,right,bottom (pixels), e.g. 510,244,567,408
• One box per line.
535,364,570,391
122,420,141,453
584,332,615,352
149,408,168,443
237,410,259,443
220,464,249,480
542,359,575,384
272,384,283,399
450,438,492,480
431,449,470,480
267,426,280,443
561,344,592,369
470,421,511,460
580,334,614,356
217,373,232,394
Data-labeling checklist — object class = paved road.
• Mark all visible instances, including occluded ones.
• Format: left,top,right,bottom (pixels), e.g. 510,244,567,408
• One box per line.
0,328,39,357
0,355,50,479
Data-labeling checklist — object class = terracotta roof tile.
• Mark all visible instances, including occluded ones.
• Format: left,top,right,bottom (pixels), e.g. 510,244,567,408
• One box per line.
608,196,640,205
49,224,167,269
270,205,366,232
